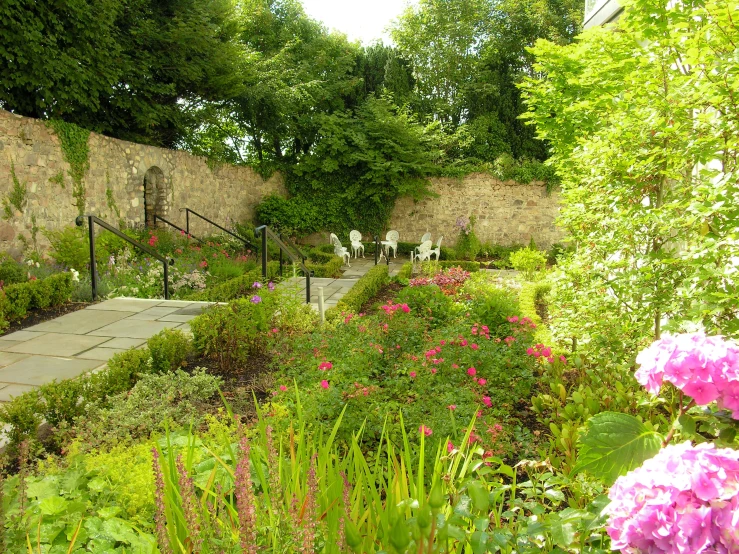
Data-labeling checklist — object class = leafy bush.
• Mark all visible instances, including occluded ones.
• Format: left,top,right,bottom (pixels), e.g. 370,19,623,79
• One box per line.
0,258,26,285
45,226,90,270
74,369,221,450
460,274,520,331
454,216,481,260
0,328,191,450
510,247,547,280
437,260,480,272
184,264,279,301
0,272,73,324
396,284,454,327
256,194,321,237
191,292,281,371
148,328,192,373
328,264,389,317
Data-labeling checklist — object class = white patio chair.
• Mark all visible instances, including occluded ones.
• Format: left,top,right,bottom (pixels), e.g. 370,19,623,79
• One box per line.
349,230,365,258
428,236,443,261
381,230,399,259
414,232,432,256
330,233,351,266
416,240,433,262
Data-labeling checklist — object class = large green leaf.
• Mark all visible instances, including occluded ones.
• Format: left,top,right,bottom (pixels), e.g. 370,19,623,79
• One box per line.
572,412,662,485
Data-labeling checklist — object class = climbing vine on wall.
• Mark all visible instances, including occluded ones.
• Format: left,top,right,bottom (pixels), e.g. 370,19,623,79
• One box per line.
46,120,90,215
3,162,28,220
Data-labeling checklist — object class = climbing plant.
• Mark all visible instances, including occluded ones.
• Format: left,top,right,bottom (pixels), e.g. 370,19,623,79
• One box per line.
3,162,28,220
46,120,90,215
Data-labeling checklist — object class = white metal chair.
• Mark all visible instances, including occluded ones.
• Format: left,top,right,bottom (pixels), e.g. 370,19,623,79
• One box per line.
415,240,433,262
349,230,365,258
428,236,443,261
381,230,399,259
414,232,432,256
330,233,351,266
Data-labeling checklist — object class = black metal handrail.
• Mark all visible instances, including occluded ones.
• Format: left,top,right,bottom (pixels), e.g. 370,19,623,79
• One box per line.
153,214,203,243
183,208,255,250
75,215,174,301
255,225,312,303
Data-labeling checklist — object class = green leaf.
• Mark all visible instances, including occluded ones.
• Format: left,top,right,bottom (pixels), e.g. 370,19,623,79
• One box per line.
572,412,662,485
39,496,68,516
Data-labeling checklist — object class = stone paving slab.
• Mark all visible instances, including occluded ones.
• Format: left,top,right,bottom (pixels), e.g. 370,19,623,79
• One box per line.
173,304,211,316
0,356,103,386
0,341,23,351
0,384,37,402
87,319,181,339
156,300,193,308
24,309,135,335
0,330,46,342
158,314,197,323
87,298,162,312
128,306,182,321
7,333,110,357
101,337,147,349
76,347,127,361
0,352,30,367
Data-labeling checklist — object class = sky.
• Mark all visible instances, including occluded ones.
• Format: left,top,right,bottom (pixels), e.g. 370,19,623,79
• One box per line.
300,0,418,44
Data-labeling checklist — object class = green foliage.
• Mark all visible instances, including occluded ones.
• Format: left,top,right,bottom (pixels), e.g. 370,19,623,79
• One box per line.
45,226,89,270
438,260,480,272
147,328,192,374
460,275,519,331
396,284,454,327
573,411,663,485
328,264,389,317
255,195,321,237
522,0,739,356
49,170,65,189
191,291,281,371
47,120,90,215
510,247,548,280
75,369,221,450
0,258,27,285
0,272,73,324
184,265,279,301
454,216,482,260
3,162,28,219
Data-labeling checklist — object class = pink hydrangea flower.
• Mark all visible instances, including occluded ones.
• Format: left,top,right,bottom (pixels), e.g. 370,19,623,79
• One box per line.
409,371,416,378
419,425,433,437
318,361,333,371
605,441,739,553
467,367,477,377
279,385,288,392
478,378,487,386
401,304,410,313
635,332,739,418
482,396,492,408
320,380,329,389
470,343,479,350
448,404,456,411
447,441,455,453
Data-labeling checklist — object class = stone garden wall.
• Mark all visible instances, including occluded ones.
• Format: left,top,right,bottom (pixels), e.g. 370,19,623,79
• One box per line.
0,109,285,256
388,175,563,249
0,109,563,258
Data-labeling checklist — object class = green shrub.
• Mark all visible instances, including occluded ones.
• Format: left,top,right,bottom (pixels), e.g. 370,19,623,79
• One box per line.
306,255,343,278
0,388,42,448
0,259,26,285
455,216,482,260
510,247,547,280
191,292,281,371
74,369,221,450
147,328,192,373
45,226,90,270
328,264,389,318
519,280,553,346
0,272,73,324
185,263,279,301
437,260,480,272
396,284,454,328
396,262,413,281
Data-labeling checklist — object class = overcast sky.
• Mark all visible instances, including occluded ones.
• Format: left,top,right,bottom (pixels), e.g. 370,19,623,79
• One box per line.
300,0,418,44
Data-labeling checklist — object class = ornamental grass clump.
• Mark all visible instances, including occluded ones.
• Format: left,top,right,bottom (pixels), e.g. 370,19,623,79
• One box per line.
605,441,739,554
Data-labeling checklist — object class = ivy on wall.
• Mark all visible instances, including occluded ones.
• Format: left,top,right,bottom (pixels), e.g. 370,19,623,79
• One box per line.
46,120,90,215
3,162,28,220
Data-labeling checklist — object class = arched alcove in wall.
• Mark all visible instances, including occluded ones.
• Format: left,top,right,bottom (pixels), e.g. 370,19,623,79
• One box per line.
143,166,169,227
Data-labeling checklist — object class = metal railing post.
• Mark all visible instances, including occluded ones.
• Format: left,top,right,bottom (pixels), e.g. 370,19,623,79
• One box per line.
88,215,97,301
374,235,379,265
163,260,170,299
186,209,190,236
261,228,268,279
306,272,311,304
279,249,283,277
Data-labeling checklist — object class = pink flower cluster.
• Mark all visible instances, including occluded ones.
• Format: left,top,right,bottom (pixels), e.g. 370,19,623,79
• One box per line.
635,333,739,418
379,301,411,316
526,343,566,364
408,267,470,294
605,441,739,553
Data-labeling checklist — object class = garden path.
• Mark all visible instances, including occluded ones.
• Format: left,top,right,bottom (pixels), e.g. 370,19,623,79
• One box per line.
279,257,402,309
0,298,209,402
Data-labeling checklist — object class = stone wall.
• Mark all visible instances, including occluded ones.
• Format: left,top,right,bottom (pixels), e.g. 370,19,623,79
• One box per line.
0,109,563,258
0,109,285,256
387,174,563,249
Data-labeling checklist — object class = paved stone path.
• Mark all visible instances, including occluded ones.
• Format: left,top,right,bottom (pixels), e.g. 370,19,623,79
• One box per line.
279,257,402,309
0,298,209,402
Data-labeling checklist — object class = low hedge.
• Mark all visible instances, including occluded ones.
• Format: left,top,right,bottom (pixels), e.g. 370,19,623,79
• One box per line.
326,264,389,320
0,328,192,450
304,248,344,278
519,280,553,346
0,272,74,331
184,262,280,302
396,262,413,281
